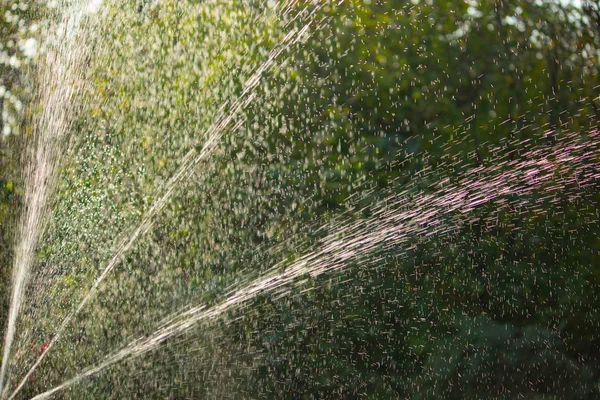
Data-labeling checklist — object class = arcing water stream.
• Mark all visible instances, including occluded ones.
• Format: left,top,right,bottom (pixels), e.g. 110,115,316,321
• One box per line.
0,0,101,394
29,127,600,399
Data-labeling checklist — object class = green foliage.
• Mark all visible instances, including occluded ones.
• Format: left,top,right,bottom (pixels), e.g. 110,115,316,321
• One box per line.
1,0,600,398
0,0,46,136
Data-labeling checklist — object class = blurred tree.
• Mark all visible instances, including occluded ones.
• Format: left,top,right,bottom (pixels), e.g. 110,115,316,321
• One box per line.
0,0,44,135
4,0,600,398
